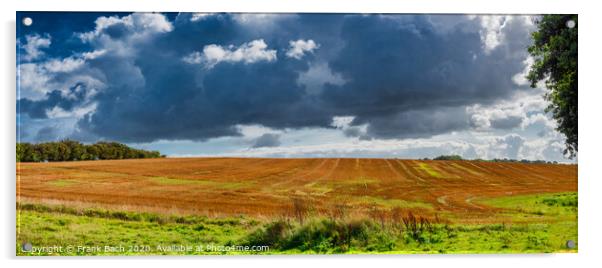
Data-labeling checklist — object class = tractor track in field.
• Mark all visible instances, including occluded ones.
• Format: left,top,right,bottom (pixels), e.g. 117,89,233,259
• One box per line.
395,160,426,183
385,159,411,183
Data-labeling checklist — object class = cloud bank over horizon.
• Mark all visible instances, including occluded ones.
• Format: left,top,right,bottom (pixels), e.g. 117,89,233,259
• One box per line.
16,12,571,161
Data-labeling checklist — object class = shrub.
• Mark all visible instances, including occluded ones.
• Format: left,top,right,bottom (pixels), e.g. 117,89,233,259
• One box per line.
242,218,399,253
244,219,291,248
542,194,577,207
285,219,373,252
401,211,432,242
193,224,206,231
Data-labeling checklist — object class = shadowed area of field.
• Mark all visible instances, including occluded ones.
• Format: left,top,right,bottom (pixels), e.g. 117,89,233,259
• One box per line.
17,158,577,223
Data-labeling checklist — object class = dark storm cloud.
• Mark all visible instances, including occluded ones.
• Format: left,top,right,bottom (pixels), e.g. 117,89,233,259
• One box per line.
18,82,89,119
17,13,535,143
360,107,471,139
35,126,58,141
323,15,533,139
70,13,337,142
252,133,281,148
65,13,326,142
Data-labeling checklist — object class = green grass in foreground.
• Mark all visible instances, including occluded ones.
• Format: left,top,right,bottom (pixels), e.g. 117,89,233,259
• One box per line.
478,192,578,222
17,204,256,256
16,192,577,255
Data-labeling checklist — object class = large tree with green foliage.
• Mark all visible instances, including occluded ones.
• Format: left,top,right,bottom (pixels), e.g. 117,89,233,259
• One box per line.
527,15,578,158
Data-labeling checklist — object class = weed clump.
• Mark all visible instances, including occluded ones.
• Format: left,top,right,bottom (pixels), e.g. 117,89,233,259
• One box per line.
541,193,577,207
243,218,397,253
244,219,292,249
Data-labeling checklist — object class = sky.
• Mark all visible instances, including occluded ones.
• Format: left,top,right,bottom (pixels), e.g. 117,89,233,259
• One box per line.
16,12,572,161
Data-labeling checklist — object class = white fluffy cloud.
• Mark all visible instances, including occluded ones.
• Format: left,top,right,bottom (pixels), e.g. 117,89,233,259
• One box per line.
36,50,106,74
18,49,106,100
467,87,553,131
18,63,52,100
42,57,85,73
78,12,173,58
477,15,509,52
232,14,293,29
46,102,98,119
521,113,557,130
286,39,319,59
512,56,534,86
472,15,535,53
183,39,277,69
21,34,51,61
190,13,214,22
331,116,355,129
80,13,173,41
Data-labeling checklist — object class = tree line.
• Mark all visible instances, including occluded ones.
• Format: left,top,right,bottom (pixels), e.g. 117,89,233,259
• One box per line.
16,140,164,162
423,155,559,164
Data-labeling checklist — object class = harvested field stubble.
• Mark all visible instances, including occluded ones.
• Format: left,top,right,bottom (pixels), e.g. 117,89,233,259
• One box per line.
17,158,577,223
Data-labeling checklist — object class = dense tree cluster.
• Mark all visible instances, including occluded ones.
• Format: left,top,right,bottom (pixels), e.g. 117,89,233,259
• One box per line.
433,155,464,161
16,140,164,162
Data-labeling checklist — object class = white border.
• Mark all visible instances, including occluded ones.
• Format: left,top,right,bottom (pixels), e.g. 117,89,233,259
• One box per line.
2,1,601,268
5,0,584,14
